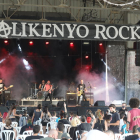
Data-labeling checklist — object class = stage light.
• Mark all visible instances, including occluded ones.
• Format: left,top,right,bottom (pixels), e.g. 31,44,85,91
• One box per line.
4,40,8,44
99,43,103,46
85,55,89,59
46,41,49,45
70,42,74,47
0,58,6,64
29,41,33,46
23,58,32,70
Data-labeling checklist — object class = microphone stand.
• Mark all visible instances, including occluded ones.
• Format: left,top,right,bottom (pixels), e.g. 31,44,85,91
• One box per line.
88,82,92,106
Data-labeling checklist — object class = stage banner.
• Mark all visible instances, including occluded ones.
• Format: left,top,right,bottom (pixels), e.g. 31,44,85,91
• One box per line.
0,20,140,41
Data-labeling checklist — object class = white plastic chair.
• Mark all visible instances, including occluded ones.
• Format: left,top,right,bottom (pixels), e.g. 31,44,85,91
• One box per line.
11,122,18,127
46,122,57,134
75,130,79,138
40,134,48,138
16,135,30,140
0,122,5,130
115,133,122,140
64,124,71,133
35,120,43,132
14,127,21,135
23,130,33,135
1,130,15,140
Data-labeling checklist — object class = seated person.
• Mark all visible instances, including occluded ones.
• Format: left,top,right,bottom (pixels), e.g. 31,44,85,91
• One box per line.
2,112,8,123
57,122,64,139
59,112,70,125
25,125,43,140
20,116,33,134
125,125,139,140
77,115,91,135
120,117,128,134
2,119,17,140
61,133,72,140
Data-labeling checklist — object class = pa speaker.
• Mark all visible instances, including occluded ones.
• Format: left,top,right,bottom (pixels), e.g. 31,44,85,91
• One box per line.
57,101,66,107
6,100,16,106
94,101,105,106
81,101,89,107
42,101,51,107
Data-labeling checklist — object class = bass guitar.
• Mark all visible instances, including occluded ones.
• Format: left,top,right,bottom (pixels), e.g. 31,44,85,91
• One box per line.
0,85,14,94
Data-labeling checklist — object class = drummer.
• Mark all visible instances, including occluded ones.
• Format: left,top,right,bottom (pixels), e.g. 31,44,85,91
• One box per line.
39,80,45,91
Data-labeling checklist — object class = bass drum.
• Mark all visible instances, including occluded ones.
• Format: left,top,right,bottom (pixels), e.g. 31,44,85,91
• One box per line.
37,91,44,99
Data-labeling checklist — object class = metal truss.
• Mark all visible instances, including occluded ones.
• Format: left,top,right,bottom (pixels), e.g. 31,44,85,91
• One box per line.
0,0,140,24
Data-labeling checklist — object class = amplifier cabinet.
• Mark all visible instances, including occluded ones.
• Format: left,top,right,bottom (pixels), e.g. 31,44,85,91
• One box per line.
66,93,77,106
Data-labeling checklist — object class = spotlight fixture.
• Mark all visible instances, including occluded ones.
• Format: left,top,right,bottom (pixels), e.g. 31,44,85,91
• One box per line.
70,42,74,47
29,41,33,46
4,40,8,44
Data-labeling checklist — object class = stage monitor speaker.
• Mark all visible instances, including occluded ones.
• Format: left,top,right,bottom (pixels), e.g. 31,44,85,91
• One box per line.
135,42,140,66
94,101,105,106
81,101,89,107
6,100,16,106
42,101,51,107
57,101,66,107
78,108,86,116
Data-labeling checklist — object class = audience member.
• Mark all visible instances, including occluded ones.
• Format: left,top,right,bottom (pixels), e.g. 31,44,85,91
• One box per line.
119,112,125,132
136,127,140,140
92,109,108,131
119,103,128,115
25,125,43,140
108,104,120,133
86,114,92,124
40,129,58,140
120,117,128,134
2,119,17,140
20,116,33,134
50,111,57,122
7,103,22,122
61,133,72,140
59,112,70,125
69,112,74,121
0,112,2,122
41,106,51,134
125,125,139,140
32,104,43,125
127,98,140,132
19,110,29,127
57,122,64,139
77,115,91,134
2,112,8,123
105,130,114,140
69,117,78,140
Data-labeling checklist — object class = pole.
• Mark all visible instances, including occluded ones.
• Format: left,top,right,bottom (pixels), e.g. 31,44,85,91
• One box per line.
105,46,109,103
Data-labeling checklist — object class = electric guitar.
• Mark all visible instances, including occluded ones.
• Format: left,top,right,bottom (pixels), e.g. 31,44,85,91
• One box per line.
0,85,14,94
77,90,84,96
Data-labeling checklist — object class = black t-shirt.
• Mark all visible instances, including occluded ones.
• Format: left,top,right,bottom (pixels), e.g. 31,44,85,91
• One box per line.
20,125,33,134
109,112,120,133
58,119,70,125
77,84,85,91
0,83,5,90
77,123,91,134
125,134,138,140
25,135,43,140
119,108,128,114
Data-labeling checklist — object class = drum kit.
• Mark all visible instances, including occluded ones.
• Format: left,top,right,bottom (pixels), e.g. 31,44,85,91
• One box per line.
29,82,46,99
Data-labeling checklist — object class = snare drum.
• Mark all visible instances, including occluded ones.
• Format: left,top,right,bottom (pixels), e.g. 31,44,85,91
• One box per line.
37,91,44,99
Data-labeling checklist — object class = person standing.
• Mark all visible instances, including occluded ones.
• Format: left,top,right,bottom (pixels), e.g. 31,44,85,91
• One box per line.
44,80,52,103
39,80,45,91
108,104,120,133
0,78,7,106
77,80,87,105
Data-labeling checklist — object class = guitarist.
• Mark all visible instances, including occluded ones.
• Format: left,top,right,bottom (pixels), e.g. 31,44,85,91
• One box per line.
44,80,52,103
0,78,7,106
77,80,87,105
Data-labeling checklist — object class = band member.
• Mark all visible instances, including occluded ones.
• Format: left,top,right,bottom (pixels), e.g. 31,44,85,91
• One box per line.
0,78,7,106
77,80,87,105
44,80,52,103
39,80,45,91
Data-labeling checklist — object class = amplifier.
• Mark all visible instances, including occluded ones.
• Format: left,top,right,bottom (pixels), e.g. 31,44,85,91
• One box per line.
66,93,77,106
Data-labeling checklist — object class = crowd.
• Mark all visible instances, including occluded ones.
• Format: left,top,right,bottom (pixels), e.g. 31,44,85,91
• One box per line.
0,98,140,140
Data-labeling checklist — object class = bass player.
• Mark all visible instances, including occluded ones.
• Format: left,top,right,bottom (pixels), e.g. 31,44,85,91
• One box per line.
0,78,7,106
77,80,87,105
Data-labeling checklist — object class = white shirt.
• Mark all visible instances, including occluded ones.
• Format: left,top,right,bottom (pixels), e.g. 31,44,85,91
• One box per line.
119,119,124,131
